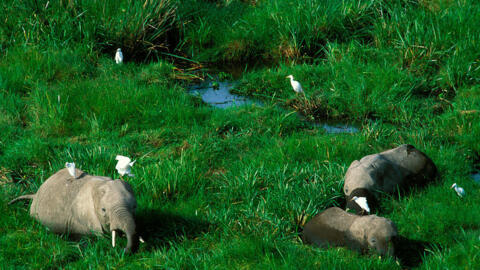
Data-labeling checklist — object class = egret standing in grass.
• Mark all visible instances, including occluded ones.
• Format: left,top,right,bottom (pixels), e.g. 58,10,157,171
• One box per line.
352,196,370,214
115,48,123,64
286,75,304,95
451,183,465,197
115,155,135,178
65,162,76,178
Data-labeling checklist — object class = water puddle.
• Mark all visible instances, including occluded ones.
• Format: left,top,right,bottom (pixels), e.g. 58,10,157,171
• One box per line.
188,81,262,108
319,122,360,134
297,114,359,134
472,173,480,184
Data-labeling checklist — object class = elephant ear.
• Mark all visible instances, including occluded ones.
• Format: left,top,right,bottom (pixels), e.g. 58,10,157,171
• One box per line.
346,218,368,253
92,183,107,219
116,180,137,213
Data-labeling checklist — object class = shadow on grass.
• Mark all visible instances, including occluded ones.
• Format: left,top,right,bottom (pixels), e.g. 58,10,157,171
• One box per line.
136,210,213,250
393,236,437,269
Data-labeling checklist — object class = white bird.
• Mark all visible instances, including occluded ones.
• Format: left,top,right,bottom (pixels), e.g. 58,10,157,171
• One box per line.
352,196,370,214
115,48,123,64
451,183,465,197
65,162,76,178
115,155,135,177
286,75,304,94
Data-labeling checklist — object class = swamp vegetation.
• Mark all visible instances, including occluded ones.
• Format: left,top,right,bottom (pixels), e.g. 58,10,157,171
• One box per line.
0,0,479,268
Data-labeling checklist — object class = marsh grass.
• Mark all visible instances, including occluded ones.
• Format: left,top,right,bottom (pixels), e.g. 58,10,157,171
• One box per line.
0,0,178,61
1,0,480,269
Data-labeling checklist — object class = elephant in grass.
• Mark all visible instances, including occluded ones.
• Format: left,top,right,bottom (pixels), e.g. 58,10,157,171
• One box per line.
343,144,437,215
302,207,398,256
9,168,141,253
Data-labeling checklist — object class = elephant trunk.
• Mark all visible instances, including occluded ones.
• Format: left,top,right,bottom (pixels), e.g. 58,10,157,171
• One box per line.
110,206,139,254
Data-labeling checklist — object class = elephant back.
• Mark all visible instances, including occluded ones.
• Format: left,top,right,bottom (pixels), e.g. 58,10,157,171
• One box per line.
302,207,357,247
30,168,91,233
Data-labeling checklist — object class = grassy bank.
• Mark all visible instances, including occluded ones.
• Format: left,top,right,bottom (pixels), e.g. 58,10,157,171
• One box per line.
1,0,480,269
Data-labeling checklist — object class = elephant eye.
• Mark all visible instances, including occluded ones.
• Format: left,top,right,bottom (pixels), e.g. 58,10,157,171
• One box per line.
101,208,106,212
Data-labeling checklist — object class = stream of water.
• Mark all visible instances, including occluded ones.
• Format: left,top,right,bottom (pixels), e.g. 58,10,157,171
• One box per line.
189,81,359,134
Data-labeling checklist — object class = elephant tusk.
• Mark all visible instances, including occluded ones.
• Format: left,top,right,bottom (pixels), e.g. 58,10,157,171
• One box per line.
112,231,116,247
139,236,145,243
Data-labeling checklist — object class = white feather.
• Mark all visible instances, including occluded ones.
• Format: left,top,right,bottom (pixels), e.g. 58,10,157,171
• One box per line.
115,155,135,177
451,183,465,197
352,196,370,213
65,162,76,178
115,48,123,64
286,75,304,94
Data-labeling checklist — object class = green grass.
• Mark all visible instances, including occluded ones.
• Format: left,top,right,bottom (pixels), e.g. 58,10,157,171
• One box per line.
1,0,480,269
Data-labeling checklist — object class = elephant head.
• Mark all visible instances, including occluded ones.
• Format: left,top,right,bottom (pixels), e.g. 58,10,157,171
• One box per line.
367,220,397,256
351,216,397,256
93,179,139,253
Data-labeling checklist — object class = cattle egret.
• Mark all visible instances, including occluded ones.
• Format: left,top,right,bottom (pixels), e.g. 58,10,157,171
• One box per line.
115,48,123,64
286,75,304,94
115,155,135,177
352,196,370,214
65,162,76,178
451,183,465,197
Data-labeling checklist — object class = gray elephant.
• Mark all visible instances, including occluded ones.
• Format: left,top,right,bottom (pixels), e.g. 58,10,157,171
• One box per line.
9,168,140,253
343,144,437,214
302,207,397,256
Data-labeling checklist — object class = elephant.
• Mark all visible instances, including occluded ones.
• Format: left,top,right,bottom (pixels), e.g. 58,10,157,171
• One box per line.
343,144,437,214
302,207,398,256
9,168,140,253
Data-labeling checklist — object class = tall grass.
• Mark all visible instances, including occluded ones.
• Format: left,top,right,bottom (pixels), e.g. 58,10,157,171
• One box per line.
0,0,178,60
374,0,480,96
177,0,382,62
